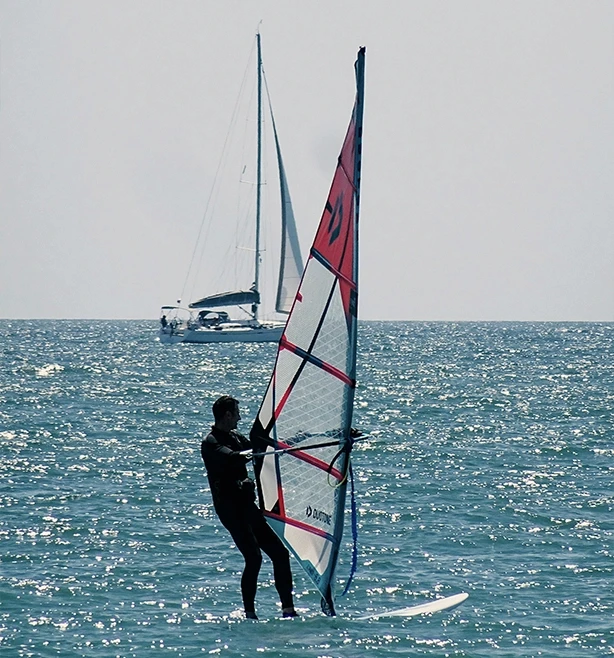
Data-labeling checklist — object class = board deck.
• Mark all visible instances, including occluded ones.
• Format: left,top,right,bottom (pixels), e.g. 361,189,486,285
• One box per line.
355,592,468,620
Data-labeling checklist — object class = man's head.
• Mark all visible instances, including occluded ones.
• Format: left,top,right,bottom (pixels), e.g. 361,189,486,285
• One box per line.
212,395,240,429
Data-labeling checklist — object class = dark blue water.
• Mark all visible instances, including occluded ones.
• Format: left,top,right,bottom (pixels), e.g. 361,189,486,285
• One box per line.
1,321,612,656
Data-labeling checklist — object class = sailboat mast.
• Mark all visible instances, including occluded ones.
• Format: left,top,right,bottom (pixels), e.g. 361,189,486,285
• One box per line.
253,31,263,322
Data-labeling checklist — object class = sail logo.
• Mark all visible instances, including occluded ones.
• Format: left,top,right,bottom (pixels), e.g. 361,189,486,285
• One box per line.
305,505,332,526
326,192,344,245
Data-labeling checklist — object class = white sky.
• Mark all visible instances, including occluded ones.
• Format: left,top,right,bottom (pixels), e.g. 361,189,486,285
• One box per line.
1,1,612,321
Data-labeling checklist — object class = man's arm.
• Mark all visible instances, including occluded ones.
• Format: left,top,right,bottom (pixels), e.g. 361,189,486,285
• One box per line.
202,433,250,466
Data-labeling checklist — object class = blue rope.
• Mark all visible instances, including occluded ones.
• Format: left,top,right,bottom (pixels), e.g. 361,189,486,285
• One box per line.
342,461,358,596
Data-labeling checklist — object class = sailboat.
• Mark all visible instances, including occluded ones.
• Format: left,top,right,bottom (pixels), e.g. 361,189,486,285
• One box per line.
250,47,366,616
159,33,303,344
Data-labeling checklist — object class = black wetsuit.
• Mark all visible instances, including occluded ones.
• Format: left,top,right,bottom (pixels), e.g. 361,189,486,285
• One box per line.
201,426,293,614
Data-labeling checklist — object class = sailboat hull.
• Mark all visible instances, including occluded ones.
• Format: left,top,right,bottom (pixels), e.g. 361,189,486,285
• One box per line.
160,324,284,344
158,327,188,344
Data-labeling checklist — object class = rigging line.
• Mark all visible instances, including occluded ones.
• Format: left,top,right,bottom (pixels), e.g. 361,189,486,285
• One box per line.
327,448,348,488
180,39,257,305
229,75,265,298
341,461,358,597
326,428,358,488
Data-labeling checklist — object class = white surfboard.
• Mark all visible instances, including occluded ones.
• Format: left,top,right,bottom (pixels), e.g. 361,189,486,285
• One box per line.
356,592,468,620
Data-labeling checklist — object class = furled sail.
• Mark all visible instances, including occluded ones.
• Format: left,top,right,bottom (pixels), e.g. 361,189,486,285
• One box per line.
250,47,365,616
188,290,259,309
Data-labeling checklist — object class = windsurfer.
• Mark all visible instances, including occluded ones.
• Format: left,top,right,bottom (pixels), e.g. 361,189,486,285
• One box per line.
201,395,298,620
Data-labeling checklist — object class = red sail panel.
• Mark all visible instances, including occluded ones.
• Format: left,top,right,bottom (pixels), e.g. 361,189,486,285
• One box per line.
312,114,358,321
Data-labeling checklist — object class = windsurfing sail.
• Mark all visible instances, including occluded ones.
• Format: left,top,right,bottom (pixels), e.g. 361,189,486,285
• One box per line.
250,46,365,616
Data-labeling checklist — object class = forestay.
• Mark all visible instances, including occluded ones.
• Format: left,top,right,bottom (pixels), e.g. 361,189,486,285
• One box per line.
250,47,365,616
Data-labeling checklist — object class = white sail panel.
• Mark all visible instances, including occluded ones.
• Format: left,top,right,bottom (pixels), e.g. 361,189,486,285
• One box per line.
274,360,349,438
274,445,343,522
283,257,337,348
260,447,279,510
308,283,350,375
284,525,332,576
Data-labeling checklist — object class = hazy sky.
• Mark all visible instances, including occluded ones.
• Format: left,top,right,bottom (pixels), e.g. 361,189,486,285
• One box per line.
1,1,612,321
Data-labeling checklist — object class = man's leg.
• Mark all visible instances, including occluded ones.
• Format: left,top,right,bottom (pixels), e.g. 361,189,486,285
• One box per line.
251,511,295,613
219,513,262,616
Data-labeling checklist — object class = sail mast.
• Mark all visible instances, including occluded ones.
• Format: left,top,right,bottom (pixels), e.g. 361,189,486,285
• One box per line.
253,31,263,322
346,46,365,422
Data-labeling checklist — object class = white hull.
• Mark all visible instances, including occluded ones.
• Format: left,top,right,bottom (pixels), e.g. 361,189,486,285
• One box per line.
159,323,284,344
158,328,186,345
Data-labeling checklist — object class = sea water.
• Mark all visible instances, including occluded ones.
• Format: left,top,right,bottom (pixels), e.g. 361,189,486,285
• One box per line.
1,321,612,657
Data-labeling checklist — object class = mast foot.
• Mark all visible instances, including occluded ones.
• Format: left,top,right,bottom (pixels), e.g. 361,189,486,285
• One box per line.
320,596,336,617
